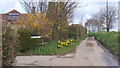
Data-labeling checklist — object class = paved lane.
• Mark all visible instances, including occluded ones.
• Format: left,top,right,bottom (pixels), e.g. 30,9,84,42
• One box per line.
14,37,118,66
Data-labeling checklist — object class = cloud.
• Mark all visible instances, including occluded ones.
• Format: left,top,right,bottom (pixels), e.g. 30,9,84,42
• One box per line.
0,0,17,13
73,2,104,24
73,17,80,24
14,1,26,13
0,0,18,3
0,0,26,13
71,0,119,2
73,1,118,31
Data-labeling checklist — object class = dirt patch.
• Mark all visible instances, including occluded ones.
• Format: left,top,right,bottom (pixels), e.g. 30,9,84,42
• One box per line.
86,42,94,47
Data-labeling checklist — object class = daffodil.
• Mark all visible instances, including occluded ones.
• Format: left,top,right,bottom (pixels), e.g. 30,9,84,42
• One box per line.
61,42,65,45
66,41,70,44
57,45,63,48
57,40,61,43
65,43,69,46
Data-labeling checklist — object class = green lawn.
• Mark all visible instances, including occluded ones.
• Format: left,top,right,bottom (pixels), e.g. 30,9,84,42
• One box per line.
88,31,119,57
18,38,86,56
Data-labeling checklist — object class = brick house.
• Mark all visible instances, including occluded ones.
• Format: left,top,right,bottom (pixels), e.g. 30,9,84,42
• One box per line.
0,9,26,25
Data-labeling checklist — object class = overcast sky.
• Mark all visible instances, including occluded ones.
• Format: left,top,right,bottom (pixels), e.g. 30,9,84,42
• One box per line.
0,0,119,31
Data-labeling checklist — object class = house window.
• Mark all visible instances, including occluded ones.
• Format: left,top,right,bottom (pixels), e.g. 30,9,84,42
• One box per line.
8,13,19,21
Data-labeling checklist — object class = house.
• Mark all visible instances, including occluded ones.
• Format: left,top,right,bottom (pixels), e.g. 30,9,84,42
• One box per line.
0,9,26,25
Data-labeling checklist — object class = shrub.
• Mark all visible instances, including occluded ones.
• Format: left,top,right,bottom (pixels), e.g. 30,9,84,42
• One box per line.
52,29,68,41
87,33,95,37
68,24,87,39
18,29,41,51
2,25,20,66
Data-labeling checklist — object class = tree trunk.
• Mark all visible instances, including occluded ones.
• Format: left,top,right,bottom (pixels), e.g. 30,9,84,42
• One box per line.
106,28,109,32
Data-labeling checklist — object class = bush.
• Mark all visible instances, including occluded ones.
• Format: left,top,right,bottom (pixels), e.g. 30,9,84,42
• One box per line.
68,24,87,40
2,25,20,66
87,33,95,37
18,29,41,51
52,29,68,41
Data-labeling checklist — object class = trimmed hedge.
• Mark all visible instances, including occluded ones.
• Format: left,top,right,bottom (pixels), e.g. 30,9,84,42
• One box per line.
68,24,87,40
18,29,41,51
52,29,68,41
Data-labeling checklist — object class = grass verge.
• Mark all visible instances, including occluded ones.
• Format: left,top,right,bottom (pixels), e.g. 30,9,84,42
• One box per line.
18,37,86,56
88,31,119,57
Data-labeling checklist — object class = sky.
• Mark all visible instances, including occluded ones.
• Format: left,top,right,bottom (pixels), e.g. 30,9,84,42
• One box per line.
0,0,119,31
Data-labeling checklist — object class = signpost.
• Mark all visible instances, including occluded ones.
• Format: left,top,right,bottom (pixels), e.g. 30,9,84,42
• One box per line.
31,36,44,46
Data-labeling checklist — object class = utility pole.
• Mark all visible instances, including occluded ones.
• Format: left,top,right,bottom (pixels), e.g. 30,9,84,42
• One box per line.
106,0,109,32
118,1,120,32
81,14,83,25
79,14,83,25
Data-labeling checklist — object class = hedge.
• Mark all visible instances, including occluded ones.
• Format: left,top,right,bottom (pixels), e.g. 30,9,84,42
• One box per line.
18,29,41,51
52,29,68,41
2,25,20,66
68,24,87,40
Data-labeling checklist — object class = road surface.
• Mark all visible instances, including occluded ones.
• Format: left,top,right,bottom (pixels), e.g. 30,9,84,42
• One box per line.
13,37,119,66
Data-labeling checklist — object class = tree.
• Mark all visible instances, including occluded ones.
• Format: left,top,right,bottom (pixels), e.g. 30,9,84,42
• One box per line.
46,2,78,29
93,1,117,32
46,2,78,40
85,18,102,33
20,0,47,13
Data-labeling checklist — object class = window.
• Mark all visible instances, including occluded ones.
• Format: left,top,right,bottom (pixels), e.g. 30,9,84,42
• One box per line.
8,13,19,20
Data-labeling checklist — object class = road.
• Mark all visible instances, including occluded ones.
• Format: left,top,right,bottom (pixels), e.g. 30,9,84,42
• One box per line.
13,37,119,66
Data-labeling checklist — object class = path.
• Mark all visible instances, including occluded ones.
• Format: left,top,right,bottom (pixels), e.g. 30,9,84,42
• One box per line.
13,37,118,66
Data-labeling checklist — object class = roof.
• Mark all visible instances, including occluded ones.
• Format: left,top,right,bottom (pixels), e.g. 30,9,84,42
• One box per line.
7,9,20,14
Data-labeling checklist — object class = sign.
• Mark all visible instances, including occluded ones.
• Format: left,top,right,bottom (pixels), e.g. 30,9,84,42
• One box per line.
31,36,41,38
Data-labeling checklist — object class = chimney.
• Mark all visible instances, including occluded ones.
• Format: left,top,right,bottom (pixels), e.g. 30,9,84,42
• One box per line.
32,6,36,14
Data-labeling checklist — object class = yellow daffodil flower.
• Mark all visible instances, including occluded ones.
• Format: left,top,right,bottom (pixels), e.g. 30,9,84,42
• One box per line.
57,45,62,48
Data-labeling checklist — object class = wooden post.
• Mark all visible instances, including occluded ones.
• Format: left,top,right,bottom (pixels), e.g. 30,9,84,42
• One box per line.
42,38,43,45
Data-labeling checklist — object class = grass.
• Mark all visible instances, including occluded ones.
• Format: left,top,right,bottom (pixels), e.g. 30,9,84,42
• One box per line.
88,31,119,57
18,37,86,56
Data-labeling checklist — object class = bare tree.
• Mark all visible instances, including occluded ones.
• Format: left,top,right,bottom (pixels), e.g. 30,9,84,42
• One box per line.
94,1,117,32
46,2,78,29
46,2,78,40
20,0,47,13
85,18,102,33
